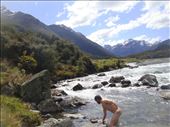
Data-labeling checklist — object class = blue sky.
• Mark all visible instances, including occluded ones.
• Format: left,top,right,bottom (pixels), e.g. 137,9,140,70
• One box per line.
1,1,170,46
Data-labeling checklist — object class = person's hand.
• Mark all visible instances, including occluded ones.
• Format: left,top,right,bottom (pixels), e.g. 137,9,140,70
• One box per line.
102,120,105,124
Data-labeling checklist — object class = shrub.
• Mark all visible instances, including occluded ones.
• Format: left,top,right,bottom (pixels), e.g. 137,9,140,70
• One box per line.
19,55,37,73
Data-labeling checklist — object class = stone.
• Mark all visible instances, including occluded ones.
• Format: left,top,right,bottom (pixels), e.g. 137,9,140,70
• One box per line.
138,74,158,87
63,113,86,119
90,118,98,123
121,80,131,87
0,83,15,96
52,96,63,102
37,118,74,127
160,84,170,90
38,99,63,113
133,82,141,87
20,70,51,103
109,76,125,83
101,81,108,86
108,83,116,87
72,83,84,91
159,91,170,100
51,89,68,96
92,84,103,89
42,113,53,119
59,96,86,108
97,73,106,76
50,84,58,89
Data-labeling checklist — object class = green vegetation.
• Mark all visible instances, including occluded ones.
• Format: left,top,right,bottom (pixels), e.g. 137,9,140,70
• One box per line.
93,58,139,72
129,49,170,59
1,24,96,81
0,95,41,127
0,59,32,87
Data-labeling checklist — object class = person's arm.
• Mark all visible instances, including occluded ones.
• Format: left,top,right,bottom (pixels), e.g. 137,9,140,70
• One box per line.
102,107,107,124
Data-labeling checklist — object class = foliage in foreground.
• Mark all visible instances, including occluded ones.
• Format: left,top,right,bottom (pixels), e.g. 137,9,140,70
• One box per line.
0,95,41,127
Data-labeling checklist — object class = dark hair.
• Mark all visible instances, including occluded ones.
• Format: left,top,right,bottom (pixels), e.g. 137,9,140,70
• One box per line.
94,95,102,101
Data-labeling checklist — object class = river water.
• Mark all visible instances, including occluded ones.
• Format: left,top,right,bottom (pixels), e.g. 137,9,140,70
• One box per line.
57,58,170,127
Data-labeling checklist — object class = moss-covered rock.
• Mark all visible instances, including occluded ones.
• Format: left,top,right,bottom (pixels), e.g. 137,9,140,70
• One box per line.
20,70,51,103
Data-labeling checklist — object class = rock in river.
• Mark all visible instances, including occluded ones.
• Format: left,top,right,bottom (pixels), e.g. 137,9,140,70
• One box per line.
20,70,51,103
108,83,116,87
72,83,84,91
64,113,86,119
160,84,170,90
92,84,103,89
59,96,86,108
121,79,131,87
109,76,125,83
159,90,170,100
37,118,74,127
97,73,106,76
101,81,108,86
138,74,158,87
51,89,68,96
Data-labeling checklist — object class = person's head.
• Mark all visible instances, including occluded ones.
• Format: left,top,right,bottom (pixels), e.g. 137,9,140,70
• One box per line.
94,95,102,104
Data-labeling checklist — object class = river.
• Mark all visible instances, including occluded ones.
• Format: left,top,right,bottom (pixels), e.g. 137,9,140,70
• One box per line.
57,58,170,127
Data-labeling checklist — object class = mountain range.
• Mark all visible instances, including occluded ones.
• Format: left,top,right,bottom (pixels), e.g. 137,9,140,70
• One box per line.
128,39,170,59
1,6,169,59
1,6,112,58
48,24,112,57
104,39,170,57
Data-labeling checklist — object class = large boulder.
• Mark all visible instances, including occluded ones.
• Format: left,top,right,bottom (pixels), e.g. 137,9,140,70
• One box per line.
109,76,125,83
20,70,51,103
72,83,84,91
37,118,74,127
160,84,170,90
38,99,63,113
138,74,158,87
121,80,131,87
92,84,103,89
59,96,86,108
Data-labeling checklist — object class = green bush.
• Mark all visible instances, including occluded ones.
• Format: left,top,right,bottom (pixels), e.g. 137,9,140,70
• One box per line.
19,55,37,73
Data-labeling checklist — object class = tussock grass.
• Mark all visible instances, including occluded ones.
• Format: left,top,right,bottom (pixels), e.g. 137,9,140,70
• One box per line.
0,95,41,127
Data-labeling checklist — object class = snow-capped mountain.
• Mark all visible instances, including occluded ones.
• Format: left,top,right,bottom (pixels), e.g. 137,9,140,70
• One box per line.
104,39,158,57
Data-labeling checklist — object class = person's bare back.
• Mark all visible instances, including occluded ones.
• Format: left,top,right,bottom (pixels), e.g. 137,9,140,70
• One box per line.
101,100,118,113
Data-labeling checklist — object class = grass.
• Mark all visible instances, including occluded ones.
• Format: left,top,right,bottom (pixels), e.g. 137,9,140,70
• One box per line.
93,57,140,72
0,95,41,127
0,59,32,87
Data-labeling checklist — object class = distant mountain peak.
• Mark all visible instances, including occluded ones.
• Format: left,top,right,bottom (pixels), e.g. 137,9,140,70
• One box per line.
56,24,75,33
1,6,14,15
104,39,154,57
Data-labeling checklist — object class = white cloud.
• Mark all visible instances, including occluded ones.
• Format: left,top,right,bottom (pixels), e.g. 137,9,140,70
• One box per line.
56,1,139,28
139,1,170,29
134,35,161,44
104,15,120,27
56,11,65,18
87,1,169,45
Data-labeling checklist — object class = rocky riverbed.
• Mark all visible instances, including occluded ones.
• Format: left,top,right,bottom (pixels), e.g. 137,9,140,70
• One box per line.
50,58,170,127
